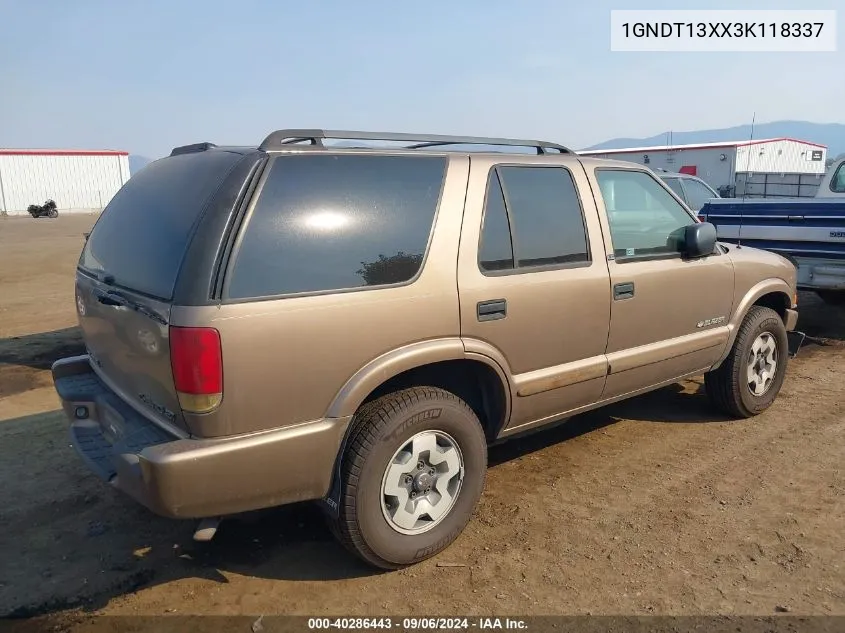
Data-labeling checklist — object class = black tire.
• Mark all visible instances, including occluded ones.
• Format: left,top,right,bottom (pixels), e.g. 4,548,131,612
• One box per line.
704,305,789,418
816,290,845,307
329,386,487,570
48,209,58,218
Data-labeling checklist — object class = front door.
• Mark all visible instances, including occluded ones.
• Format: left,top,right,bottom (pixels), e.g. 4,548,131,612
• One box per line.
587,166,735,400
457,156,612,432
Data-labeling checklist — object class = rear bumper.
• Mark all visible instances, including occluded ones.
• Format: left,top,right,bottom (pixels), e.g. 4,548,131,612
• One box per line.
51,355,351,519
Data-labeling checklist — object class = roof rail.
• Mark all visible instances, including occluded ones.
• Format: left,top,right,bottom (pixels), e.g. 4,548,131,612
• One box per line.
257,129,572,155
170,142,217,156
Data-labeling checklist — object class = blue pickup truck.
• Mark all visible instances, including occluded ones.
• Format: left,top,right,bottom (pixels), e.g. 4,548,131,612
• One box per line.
698,157,845,305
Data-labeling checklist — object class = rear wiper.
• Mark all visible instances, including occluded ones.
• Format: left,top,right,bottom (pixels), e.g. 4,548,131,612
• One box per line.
100,289,167,326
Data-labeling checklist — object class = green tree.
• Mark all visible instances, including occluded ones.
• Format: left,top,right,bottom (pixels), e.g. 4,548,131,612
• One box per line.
357,251,423,286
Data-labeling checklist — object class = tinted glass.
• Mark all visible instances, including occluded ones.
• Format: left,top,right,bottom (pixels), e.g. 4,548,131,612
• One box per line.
227,154,446,299
479,170,515,272
498,166,589,268
831,163,845,193
596,169,694,259
662,177,686,201
79,151,244,300
683,178,718,211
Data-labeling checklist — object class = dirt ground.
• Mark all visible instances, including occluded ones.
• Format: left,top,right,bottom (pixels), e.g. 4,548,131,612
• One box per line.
1,215,844,628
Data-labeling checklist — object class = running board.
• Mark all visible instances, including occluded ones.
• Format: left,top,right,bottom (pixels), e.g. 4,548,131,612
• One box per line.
787,331,806,358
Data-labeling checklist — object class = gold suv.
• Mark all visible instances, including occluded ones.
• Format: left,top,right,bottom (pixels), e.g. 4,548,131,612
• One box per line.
52,129,799,569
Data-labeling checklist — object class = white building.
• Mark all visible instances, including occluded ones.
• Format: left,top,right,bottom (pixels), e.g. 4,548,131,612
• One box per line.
0,149,131,215
580,138,828,198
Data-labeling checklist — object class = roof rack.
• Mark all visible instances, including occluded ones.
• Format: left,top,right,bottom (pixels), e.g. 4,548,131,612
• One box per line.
257,129,572,155
170,142,217,156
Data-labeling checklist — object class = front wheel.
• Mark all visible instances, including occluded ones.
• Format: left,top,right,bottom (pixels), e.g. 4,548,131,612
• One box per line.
329,386,487,569
704,306,789,418
47,209,58,218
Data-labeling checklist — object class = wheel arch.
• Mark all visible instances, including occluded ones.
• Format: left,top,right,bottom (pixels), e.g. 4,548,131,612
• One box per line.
712,278,794,369
325,338,513,442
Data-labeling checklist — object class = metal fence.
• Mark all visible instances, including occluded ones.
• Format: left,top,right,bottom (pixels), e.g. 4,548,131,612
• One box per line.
734,172,824,199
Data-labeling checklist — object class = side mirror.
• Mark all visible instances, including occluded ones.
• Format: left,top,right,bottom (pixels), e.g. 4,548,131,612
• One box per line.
681,221,717,258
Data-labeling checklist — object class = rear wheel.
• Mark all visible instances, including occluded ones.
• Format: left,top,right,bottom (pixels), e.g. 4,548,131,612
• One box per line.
329,386,487,569
704,306,788,418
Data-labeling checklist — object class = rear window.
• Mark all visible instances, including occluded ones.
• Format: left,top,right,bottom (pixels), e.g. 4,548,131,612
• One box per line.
226,154,447,300
79,151,244,300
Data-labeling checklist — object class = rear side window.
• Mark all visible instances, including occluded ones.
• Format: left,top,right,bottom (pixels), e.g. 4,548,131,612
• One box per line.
478,171,515,271
80,151,244,300
226,154,446,299
478,165,590,273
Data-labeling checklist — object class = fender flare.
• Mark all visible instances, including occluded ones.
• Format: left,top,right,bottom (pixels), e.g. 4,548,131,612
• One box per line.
712,277,794,368
324,337,513,421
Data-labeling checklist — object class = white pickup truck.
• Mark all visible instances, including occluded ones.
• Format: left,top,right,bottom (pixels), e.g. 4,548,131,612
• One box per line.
815,156,845,198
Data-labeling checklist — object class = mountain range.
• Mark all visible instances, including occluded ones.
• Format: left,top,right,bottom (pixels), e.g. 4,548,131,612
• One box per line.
583,120,845,160
128,155,152,174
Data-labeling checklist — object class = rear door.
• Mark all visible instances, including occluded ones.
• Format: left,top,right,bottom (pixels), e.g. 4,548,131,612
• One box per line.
457,156,612,432
75,150,248,433
587,166,735,400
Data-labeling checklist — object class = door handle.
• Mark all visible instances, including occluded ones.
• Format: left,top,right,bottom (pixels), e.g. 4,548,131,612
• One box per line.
477,299,507,322
613,282,635,300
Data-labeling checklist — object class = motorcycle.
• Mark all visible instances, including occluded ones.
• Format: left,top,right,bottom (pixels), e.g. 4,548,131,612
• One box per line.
28,199,59,218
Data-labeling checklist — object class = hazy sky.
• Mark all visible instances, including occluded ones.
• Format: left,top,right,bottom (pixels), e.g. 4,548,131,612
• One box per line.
1,0,842,159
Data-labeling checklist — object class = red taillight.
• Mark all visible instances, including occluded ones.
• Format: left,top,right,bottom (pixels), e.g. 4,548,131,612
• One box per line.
169,326,222,413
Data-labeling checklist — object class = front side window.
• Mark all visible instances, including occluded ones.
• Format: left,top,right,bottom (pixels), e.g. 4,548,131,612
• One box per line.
227,154,446,299
595,169,696,260
662,177,686,202
478,165,590,273
683,178,718,211
831,163,845,193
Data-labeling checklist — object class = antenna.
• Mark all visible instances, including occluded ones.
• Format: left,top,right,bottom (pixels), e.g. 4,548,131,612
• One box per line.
737,111,756,248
